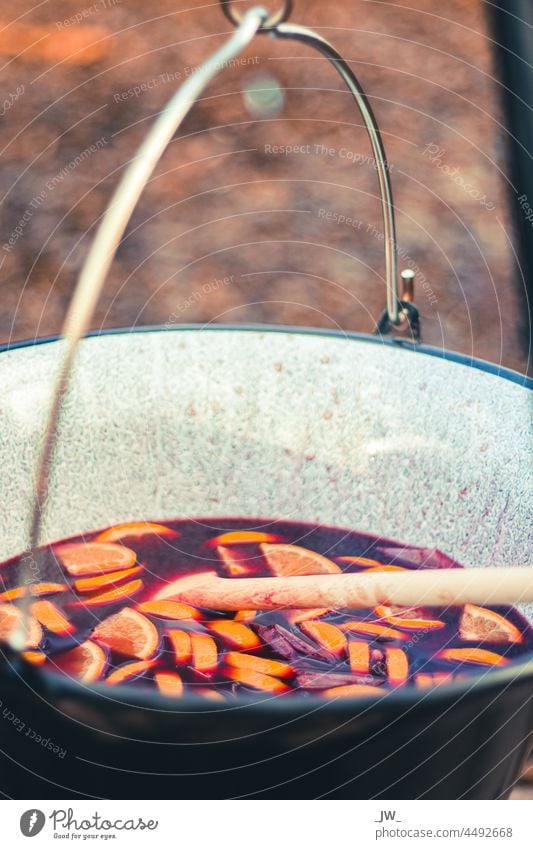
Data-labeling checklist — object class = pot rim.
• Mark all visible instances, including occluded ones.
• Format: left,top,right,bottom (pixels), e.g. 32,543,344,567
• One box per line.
2,323,533,711
0,323,531,389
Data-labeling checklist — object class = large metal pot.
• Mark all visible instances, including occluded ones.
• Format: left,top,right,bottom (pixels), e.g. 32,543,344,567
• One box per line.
0,326,531,799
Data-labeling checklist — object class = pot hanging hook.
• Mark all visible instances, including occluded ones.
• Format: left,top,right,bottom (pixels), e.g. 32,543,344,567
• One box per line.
220,0,293,29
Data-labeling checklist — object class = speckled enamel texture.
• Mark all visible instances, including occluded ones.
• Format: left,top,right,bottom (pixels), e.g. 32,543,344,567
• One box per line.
0,329,531,611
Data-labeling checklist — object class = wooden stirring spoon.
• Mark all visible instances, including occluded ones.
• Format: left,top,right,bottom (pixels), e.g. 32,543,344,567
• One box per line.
155,567,533,611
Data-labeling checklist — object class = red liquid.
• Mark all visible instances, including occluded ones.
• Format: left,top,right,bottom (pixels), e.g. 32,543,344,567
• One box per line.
0,518,530,699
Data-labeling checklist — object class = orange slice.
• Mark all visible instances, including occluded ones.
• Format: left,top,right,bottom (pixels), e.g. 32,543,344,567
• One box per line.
0,603,42,648
300,621,347,657
52,640,106,682
196,688,225,702
348,641,371,674
31,600,74,635
0,582,67,602
55,542,136,576
95,522,176,543
336,556,388,568
234,610,256,622
375,606,445,631
285,608,330,624
106,659,156,685
73,578,143,608
386,647,409,685
439,648,508,667
206,530,282,548
166,629,191,664
459,604,524,645
21,650,46,665
93,607,158,659
225,652,294,679
207,620,261,650
217,546,252,576
137,600,201,620
225,666,291,694
341,621,408,641
365,565,408,573
415,672,453,689
155,670,183,697
74,566,142,593
321,684,382,699
260,543,341,577
191,634,218,674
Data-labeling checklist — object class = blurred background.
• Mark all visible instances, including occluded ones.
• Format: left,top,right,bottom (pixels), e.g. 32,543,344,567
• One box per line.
0,0,530,372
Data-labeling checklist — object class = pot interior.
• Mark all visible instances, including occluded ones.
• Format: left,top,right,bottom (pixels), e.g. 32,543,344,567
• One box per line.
0,328,531,620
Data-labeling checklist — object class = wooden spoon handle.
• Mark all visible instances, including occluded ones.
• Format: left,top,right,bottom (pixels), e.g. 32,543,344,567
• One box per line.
175,567,533,610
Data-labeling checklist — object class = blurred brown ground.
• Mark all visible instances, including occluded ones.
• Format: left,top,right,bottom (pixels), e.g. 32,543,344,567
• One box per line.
0,0,530,373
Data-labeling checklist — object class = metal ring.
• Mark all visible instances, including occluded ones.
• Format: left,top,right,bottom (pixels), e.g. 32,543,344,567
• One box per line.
221,0,292,29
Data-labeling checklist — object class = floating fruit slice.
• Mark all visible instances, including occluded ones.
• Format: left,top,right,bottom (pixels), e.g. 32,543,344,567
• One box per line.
217,546,251,576
206,530,282,548
155,670,183,697
365,565,408,573
225,666,291,694
21,650,46,665
31,600,74,635
341,621,408,641
439,648,508,667
300,621,347,657
137,600,201,621
196,688,225,702
376,603,426,618
260,543,341,577
95,522,177,543
285,608,330,624
167,629,191,664
0,604,42,648
336,556,388,568
415,672,453,689
52,640,106,682
106,659,156,685
73,578,143,608
55,542,136,576
349,641,371,674
0,582,67,602
375,606,445,631
234,610,256,622
225,651,294,679
207,620,262,650
93,607,158,659
321,684,382,699
459,604,524,645
191,634,218,674
74,566,142,593
386,647,409,685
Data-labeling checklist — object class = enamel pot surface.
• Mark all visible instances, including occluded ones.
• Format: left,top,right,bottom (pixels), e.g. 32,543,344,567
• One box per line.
0,327,531,799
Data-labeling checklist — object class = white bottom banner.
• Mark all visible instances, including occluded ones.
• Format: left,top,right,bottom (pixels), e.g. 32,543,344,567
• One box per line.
1,799,532,848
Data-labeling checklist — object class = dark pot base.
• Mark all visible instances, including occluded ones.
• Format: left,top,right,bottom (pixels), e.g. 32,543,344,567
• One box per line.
1,657,532,800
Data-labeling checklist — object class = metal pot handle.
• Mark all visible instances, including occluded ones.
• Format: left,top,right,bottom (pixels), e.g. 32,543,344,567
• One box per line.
221,0,420,333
